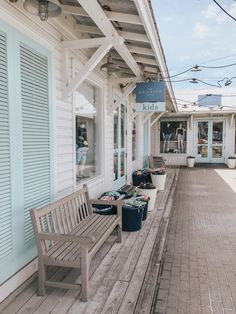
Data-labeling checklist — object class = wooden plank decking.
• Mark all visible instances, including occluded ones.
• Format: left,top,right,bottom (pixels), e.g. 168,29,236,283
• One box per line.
1,168,178,314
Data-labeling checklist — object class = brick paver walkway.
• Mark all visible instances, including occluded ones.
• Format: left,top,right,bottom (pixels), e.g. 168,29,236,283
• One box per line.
154,167,236,314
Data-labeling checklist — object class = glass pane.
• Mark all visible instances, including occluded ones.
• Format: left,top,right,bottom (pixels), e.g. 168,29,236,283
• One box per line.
120,151,125,177
132,119,136,161
120,104,125,148
212,122,223,144
160,121,187,154
114,109,118,149
75,83,98,182
198,145,208,158
212,146,222,158
198,122,208,144
114,152,118,180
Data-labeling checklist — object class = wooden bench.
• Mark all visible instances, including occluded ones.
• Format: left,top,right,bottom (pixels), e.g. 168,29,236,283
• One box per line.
30,184,123,302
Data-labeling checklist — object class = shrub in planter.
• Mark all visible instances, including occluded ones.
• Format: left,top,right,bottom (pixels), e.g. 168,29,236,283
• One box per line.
227,156,236,169
130,194,150,220
93,190,126,215
137,182,157,212
151,168,167,190
132,169,151,186
186,156,195,168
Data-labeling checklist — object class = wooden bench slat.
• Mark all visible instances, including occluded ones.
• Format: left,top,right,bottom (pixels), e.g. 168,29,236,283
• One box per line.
30,184,122,301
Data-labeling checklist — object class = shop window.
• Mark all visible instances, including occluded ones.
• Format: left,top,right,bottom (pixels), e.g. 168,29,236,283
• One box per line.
75,82,100,182
132,117,137,161
160,120,187,154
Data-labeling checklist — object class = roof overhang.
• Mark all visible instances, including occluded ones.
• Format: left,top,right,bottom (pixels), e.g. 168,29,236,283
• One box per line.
16,0,177,111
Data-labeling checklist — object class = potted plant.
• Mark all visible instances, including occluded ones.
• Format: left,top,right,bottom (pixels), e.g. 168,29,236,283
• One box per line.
137,182,157,212
227,156,236,169
186,156,195,168
132,169,151,186
150,168,167,191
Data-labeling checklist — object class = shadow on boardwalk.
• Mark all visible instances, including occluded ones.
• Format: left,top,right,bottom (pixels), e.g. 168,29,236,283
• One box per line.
153,167,236,314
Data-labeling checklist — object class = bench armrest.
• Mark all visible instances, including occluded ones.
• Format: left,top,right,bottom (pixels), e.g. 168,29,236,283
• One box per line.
89,199,124,218
38,232,95,244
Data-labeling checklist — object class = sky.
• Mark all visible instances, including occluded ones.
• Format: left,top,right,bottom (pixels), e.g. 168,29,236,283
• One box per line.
152,0,236,110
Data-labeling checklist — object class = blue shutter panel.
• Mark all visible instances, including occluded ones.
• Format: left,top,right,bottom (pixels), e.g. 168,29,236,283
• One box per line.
20,44,51,244
0,32,12,259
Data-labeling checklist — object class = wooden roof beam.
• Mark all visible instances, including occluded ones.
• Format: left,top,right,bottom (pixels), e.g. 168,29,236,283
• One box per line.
106,12,142,25
77,0,142,78
119,31,149,43
62,36,121,49
135,56,158,66
61,5,142,25
127,45,154,56
63,41,112,98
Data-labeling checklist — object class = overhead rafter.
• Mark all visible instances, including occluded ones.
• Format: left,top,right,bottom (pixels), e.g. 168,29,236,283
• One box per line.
135,56,158,66
61,5,87,16
119,31,149,43
61,4,142,25
127,45,154,56
76,0,142,78
111,77,138,84
62,36,123,49
106,12,142,25
144,66,159,74
74,24,103,35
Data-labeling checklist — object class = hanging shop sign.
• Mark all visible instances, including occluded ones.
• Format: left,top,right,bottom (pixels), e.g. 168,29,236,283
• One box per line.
136,81,166,112
198,94,222,107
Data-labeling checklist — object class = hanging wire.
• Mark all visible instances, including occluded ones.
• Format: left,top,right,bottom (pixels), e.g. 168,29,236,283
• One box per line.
212,0,236,22
161,62,236,82
200,62,236,69
164,77,222,88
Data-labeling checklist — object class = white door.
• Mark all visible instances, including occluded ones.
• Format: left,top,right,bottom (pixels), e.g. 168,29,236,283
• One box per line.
196,120,225,163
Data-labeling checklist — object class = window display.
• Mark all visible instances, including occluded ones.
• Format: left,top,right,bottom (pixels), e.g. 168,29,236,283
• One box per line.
132,116,137,161
75,81,100,182
160,120,187,153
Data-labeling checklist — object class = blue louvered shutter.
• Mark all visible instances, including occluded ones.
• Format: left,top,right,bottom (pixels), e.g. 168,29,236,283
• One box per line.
0,31,12,260
20,44,51,245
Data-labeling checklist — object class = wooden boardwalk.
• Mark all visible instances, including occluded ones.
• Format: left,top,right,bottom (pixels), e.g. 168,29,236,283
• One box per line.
1,168,178,314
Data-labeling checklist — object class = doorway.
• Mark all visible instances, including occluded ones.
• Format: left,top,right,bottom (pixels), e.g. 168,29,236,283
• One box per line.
113,103,127,189
196,120,225,163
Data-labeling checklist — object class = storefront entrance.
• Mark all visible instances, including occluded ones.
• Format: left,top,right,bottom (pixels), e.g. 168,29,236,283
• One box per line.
113,103,127,190
196,120,225,163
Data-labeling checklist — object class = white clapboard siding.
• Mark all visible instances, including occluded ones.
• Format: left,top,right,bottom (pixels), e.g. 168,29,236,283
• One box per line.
0,31,12,260
20,44,51,244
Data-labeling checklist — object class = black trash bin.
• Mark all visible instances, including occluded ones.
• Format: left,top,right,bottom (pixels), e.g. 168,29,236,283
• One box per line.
132,170,151,186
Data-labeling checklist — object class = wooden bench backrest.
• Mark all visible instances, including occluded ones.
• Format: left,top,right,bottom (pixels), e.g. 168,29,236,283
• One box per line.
30,185,93,252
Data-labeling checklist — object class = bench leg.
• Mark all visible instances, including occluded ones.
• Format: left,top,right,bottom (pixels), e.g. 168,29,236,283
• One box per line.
81,245,89,302
117,224,122,243
38,258,46,296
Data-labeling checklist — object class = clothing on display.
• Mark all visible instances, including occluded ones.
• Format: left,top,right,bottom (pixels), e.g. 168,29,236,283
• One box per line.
76,123,89,178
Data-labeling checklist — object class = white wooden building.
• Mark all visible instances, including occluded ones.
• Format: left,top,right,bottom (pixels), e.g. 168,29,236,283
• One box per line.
0,0,177,302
